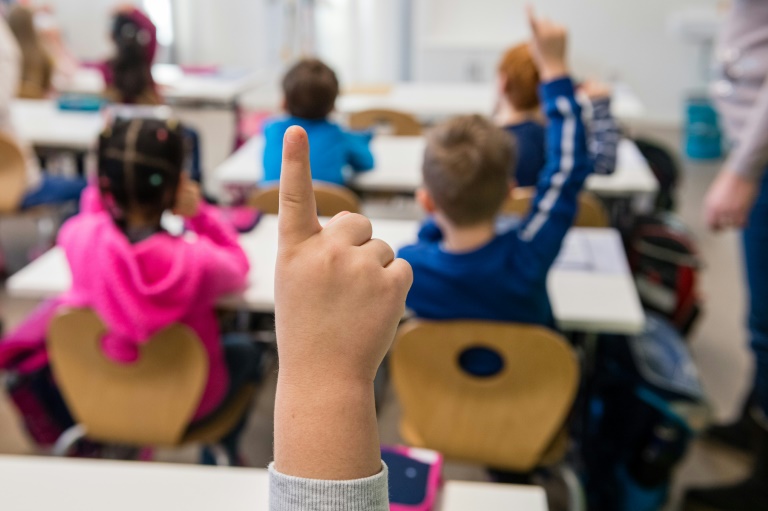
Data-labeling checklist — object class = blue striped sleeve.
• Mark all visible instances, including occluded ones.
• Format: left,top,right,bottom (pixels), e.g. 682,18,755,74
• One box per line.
513,77,593,282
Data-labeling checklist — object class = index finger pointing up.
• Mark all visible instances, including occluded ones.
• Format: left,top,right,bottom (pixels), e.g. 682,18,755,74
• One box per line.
279,126,321,247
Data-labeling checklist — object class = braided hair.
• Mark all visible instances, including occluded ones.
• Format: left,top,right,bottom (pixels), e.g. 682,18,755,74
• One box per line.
98,118,184,231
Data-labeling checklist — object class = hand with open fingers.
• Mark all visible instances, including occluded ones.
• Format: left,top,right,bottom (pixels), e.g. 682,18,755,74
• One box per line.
526,5,569,82
274,126,413,388
704,169,758,231
173,175,202,219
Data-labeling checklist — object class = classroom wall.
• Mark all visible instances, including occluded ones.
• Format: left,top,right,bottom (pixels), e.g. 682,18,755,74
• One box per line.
411,0,721,124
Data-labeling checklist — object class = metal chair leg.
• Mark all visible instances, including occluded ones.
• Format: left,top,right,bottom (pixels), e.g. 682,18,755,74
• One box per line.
206,444,232,466
557,463,586,511
52,424,87,457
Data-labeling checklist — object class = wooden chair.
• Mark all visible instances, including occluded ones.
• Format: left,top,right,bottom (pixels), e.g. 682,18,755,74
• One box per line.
503,187,610,228
391,320,579,474
0,132,31,213
47,309,256,465
348,109,422,136
248,183,362,216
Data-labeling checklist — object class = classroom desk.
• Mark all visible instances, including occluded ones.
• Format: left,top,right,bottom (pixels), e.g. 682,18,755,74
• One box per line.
215,135,659,200
336,81,646,122
6,217,645,335
57,65,263,107
0,455,548,511
11,99,104,151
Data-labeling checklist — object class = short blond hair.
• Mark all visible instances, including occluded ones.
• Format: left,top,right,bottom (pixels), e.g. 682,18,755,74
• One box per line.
423,115,515,226
498,43,540,111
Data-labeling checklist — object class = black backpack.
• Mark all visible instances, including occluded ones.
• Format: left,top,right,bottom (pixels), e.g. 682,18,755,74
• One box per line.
633,138,681,213
627,214,703,337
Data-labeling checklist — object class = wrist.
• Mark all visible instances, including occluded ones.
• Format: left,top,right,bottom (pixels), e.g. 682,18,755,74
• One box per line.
540,64,569,82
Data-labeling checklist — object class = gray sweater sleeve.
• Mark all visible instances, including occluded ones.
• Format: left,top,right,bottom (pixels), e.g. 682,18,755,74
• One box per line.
726,78,768,180
269,462,389,511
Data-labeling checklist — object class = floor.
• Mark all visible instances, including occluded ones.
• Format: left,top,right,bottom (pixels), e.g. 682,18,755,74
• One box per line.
0,128,757,510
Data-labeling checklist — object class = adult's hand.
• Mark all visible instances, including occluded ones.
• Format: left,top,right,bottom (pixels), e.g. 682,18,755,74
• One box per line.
273,126,412,480
704,170,758,230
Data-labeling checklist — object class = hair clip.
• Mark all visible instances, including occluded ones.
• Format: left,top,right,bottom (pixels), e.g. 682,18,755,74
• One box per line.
149,173,163,187
166,119,179,131
157,128,168,142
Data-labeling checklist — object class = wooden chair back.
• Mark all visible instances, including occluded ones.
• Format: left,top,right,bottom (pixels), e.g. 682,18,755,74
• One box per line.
249,183,361,216
47,309,208,446
502,187,610,228
0,132,30,213
390,320,579,472
349,109,422,136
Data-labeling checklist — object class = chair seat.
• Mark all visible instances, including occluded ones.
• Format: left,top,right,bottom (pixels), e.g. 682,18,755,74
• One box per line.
182,385,257,444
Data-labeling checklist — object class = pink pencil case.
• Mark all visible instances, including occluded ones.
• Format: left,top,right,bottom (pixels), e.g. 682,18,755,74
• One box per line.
382,445,443,511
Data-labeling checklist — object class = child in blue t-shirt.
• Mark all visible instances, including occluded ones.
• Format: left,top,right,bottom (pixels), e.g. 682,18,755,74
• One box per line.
262,59,374,186
398,19,592,327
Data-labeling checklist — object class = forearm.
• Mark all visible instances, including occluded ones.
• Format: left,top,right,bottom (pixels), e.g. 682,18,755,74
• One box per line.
274,373,382,481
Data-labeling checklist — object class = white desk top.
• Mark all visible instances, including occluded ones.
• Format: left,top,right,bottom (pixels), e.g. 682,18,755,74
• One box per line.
11,99,104,151
57,65,263,105
7,217,644,334
215,134,658,199
0,455,547,511
337,81,646,122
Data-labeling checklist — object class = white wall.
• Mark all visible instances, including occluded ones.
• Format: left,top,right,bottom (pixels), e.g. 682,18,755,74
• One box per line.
43,0,119,61
412,0,721,124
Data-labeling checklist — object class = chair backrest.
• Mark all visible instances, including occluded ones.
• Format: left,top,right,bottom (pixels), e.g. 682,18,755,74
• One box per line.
348,109,422,136
0,132,30,213
502,187,610,228
390,320,579,472
47,309,208,446
249,183,361,216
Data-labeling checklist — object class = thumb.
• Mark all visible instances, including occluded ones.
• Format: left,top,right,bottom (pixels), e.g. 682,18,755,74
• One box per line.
278,126,321,247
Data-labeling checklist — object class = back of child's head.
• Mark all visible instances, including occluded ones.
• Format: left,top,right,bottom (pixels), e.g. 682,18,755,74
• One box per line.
498,43,540,111
423,115,515,227
282,58,339,120
98,118,184,228
110,13,155,104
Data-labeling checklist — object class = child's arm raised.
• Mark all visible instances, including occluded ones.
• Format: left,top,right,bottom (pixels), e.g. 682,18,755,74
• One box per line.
271,126,412,510
513,9,592,280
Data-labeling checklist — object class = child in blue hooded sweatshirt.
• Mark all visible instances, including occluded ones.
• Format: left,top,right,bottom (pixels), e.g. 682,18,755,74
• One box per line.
262,59,373,186
398,14,592,328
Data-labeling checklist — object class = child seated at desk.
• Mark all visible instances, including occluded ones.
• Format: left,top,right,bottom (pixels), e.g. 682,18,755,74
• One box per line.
7,5,53,99
495,42,620,187
398,16,592,327
99,6,160,106
0,16,85,209
262,59,374,186
2,118,260,463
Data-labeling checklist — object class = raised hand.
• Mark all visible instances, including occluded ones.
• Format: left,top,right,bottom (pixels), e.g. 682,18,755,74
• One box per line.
273,126,413,480
172,174,202,218
526,5,569,82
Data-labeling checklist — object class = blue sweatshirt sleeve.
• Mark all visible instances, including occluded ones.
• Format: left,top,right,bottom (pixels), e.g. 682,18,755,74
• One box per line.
345,131,375,172
513,78,593,282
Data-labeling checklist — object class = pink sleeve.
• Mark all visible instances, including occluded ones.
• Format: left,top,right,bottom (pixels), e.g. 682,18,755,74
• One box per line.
79,184,105,214
187,204,250,297
129,8,157,65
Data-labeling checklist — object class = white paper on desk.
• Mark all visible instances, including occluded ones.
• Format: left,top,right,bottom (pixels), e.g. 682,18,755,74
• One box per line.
554,234,592,271
554,231,629,275
588,234,630,274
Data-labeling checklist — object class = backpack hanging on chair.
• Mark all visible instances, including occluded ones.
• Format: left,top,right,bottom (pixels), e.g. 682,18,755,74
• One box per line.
627,213,703,337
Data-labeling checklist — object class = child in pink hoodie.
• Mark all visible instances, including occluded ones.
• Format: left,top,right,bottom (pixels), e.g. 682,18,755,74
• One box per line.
58,117,256,462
